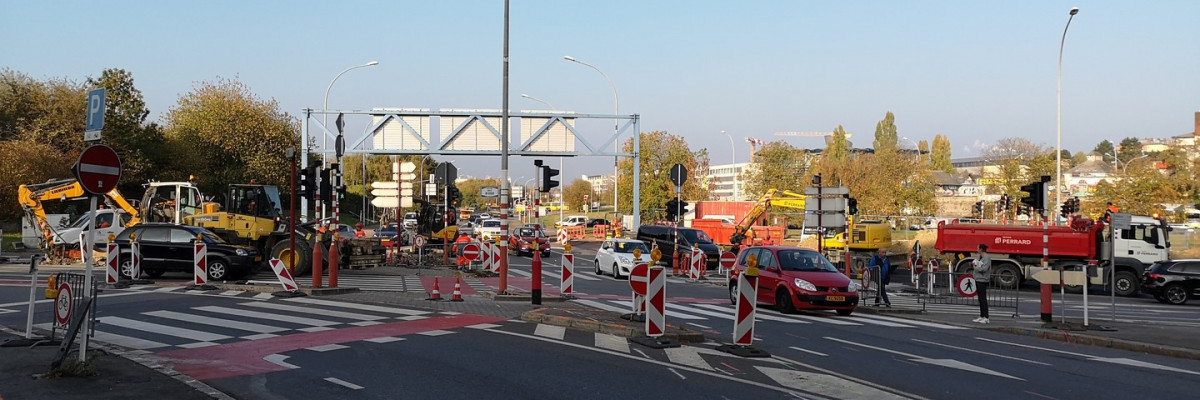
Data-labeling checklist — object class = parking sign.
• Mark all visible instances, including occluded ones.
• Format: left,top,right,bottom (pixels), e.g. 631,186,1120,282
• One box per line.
84,88,106,141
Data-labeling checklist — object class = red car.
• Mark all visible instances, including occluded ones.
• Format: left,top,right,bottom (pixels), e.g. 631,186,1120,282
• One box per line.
728,246,859,316
509,225,551,257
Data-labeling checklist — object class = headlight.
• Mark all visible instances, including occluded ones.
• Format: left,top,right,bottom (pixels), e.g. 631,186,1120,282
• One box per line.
619,257,633,265
236,249,249,256
794,278,817,291
846,282,859,293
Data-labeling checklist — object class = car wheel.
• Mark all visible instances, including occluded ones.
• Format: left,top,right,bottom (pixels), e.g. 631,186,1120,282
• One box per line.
728,281,739,305
1113,271,1139,297
612,263,623,279
993,264,1021,289
1164,283,1189,305
207,258,230,281
594,260,602,275
776,290,796,314
118,257,136,280
836,309,854,316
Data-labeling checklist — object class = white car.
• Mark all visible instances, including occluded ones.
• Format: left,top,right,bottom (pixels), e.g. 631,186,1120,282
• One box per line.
555,215,588,229
594,239,652,279
476,219,503,240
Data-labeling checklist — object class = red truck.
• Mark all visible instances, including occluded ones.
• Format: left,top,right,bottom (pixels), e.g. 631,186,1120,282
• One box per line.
934,215,1170,296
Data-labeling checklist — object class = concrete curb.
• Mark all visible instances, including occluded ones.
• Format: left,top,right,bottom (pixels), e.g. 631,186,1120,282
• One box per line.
983,325,1200,361
520,308,706,344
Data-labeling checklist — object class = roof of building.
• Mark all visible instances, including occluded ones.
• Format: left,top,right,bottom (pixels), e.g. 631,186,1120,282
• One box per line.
1068,159,1115,175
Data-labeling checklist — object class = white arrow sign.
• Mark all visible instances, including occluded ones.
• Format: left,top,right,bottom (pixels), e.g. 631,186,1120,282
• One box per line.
372,181,398,189
372,189,413,197
372,197,413,208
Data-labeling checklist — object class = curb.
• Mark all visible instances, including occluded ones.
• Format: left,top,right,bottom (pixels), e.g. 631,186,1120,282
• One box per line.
983,325,1200,361
520,308,706,344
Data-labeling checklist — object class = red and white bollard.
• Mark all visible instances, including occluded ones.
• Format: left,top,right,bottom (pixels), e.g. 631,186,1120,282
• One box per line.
646,265,666,337
268,258,300,292
191,236,212,289
130,242,142,280
427,277,443,301
450,277,464,302
560,250,575,297
717,266,770,357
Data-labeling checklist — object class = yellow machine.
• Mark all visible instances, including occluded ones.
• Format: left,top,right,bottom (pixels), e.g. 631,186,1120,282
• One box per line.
729,189,806,245
822,220,892,251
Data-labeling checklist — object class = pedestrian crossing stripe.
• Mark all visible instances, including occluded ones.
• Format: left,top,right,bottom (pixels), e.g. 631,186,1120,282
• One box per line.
570,299,966,330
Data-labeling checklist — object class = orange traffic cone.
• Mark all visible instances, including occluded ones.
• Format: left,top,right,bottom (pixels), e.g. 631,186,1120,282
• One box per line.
427,278,443,301
450,277,464,302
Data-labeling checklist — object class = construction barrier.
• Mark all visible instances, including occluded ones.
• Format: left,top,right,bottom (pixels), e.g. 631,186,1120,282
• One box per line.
689,247,704,281
646,266,666,337
79,232,89,264
130,242,142,279
105,242,119,285
561,252,574,295
568,226,586,240
268,258,300,291
592,225,608,239
450,278,464,302
733,271,758,345
193,240,208,286
556,229,569,244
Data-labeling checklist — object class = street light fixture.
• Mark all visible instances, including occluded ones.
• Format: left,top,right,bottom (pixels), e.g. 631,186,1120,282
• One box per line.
564,55,620,216
1120,154,1149,175
901,136,921,163
323,60,380,165
722,130,738,200
1055,7,1079,222
520,93,556,110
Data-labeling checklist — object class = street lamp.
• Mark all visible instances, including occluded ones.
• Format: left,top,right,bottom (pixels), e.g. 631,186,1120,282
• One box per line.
323,61,380,165
564,55,620,216
520,93,556,110
901,136,920,163
1120,154,1149,175
1055,7,1080,221
722,130,738,200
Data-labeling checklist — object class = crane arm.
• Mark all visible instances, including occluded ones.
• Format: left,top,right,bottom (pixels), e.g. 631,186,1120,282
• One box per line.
18,179,88,247
728,189,809,245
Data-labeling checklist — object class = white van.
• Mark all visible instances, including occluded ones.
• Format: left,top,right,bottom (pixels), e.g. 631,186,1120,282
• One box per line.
555,215,588,229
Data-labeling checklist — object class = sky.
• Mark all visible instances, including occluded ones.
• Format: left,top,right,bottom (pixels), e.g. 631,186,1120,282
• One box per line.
3,0,1198,182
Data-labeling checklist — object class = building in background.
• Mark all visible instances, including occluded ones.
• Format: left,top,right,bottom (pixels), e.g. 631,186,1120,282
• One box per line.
705,162,751,201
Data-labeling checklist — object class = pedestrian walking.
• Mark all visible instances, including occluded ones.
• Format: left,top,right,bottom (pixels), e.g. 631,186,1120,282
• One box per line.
869,248,891,307
973,244,992,324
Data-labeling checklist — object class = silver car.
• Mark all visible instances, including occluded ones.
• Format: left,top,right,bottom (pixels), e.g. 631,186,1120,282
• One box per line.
593,239,652,279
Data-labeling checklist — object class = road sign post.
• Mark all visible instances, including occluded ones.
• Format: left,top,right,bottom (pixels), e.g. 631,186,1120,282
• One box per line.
625,263,650,322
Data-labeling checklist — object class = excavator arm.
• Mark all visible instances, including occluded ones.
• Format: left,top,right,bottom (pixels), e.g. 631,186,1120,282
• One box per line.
729,189,808,245
18,178,142,248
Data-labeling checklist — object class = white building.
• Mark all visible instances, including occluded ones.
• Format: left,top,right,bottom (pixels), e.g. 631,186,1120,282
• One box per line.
581,174,613,198
706,162,752,201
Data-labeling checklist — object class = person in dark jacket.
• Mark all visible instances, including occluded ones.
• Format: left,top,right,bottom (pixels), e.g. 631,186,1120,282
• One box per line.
869,247,891,307
973,244,992,324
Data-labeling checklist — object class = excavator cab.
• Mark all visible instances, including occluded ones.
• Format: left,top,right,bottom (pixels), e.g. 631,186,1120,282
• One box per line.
226,184,281,220
140,182,204,224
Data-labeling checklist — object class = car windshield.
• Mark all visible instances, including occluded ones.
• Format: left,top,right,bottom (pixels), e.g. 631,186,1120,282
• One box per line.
404,213,417,219
482,220,500,228
516,228,544,237
679,229,713,244
615,241,650,254
778,250,838,272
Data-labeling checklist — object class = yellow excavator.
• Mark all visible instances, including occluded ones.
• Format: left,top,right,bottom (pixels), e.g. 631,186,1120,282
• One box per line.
729,189,807,245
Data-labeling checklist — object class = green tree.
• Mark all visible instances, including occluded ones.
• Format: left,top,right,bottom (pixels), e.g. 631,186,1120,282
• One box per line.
0,139,75,220
930,134,954,173
1071,151,1088,167
617,131,711,222
86,69,167,193
1117,137,1143,166
817,125,851,182
872,111,898,154
161,78,299,196
454,178,502,209
0,69,87,150
1093,140,1116,163
744,141,814,195
562,178,592,211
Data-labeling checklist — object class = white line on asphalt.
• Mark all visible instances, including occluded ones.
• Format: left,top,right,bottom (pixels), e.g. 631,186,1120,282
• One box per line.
364,337,406,343
852,314,967,330
0,308,16,314
756,366,909,400
687,303,813,324
417,330,455,336
826,337,1023,381
0,290,145,308
324,377,364,390
533,324,566,340
241,301,389,321
193,306,341,326
911,339,1049,366
219,290,244,296
841,315,917,327
143,310,290,334
253,293,274,300
263,354,299,369
241,334,280,341
662,303,743,321
594,332,630,353
668,368,687,380
633,348,651,359
788,346,828,357
686,322,711,329
98,316,232,342
178,341,218,349
973,337,1200,376
36,323,167,350
571,299,630,314
768,353,931,400
280,297,431,316
155,286,184,292
509,269,532,278
665,346,714,370
307,344,349,352
465,323,504,330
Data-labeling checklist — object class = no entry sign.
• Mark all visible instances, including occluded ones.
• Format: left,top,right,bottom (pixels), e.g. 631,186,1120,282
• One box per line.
720,251,737,269
629,263,649,295
74,144,122,195
461,243,481,261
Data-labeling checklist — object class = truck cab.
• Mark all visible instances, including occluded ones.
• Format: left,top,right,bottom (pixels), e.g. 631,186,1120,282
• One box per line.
1114,216,1170,269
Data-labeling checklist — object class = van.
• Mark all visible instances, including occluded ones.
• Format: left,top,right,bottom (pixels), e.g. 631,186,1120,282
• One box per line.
636,225,721,270
555,215,588,229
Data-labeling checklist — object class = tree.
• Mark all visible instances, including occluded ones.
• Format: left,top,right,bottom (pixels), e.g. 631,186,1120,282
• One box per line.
817,125,851,182
0,139,74,220
930,134,954,173
1093,140,1116,163
161,78,299,196
1071,151,1088,167
86,69,167,193
562,179,592,211
744,141,814,196
617,131,711,222
1117,137,1144,166
872,111,899,154
454,178,502,209
0,69,87,150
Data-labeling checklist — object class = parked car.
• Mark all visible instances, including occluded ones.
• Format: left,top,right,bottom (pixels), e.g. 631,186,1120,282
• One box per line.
476,218,503,239
113,224,260,281
375,224,398,246
509,226,550,257
586,218,611,228
593,239,652,278
728,245,859,316
1142,259,1200,305
555,215,588,229
635,225,720,270
403,212,419,228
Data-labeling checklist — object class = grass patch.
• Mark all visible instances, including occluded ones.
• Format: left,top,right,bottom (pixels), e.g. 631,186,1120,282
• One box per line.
42,351,101,378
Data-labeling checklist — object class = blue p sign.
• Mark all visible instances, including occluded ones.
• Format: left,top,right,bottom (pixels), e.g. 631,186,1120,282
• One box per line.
86,88,106,133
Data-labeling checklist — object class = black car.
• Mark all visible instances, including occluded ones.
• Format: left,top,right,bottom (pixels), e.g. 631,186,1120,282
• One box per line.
114,224,260,281
1142,259,1200,305
635,225,721,270
586,218,611,228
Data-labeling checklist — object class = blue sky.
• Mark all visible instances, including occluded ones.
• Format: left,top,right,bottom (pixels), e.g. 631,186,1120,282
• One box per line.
4,1,1198,181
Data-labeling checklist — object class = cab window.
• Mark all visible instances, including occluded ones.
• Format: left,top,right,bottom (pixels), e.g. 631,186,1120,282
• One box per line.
171,229,197,244
139,227,169,242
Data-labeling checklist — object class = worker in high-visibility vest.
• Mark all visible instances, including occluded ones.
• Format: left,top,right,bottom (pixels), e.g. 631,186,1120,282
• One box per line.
454,232,472,267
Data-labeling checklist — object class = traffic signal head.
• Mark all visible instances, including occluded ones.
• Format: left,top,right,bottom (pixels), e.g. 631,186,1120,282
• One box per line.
1019,176,1050,213
539,165,560,193
664,197,679,221
300,166,316,198
319,167,332,201
679,199,690,217
1060,201,1070,216
848,197,859,215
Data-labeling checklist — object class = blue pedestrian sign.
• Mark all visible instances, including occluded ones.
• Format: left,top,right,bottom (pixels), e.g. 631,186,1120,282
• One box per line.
84,88,106,141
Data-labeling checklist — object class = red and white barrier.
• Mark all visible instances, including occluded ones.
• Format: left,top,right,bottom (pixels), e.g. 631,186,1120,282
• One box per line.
106,242,119,284
560,253,574,295
79,232,89,264
733,271,758,346
268,258,299,291
689,247,703,280
193,241,208,286
490,241,502,272
646,266,666,337
557,228,568,244
130,242,142,279
450,277,464,302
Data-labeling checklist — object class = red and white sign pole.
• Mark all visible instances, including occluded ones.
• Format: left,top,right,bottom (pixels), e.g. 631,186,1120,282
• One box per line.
690,247,703,281
105,241,119,285
560,245,574,296
733,270,759,346
193,238,208,286
629,263,649,317
719,251,736,278
269,258,300,292
130,242,142,280
646,265,666,337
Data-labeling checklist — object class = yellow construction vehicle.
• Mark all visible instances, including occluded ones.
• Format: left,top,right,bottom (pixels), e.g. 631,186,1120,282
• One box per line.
728,189,806,245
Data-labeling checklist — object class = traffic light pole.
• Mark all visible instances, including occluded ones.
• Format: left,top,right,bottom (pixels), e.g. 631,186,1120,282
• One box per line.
289,148,297,272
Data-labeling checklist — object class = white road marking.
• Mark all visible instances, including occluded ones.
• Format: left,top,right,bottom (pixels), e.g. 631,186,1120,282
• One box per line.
178,341,219,349
193,306,340,326
143,310,289,333
788,346,828,357
219,290,244,296
324,377,364,390
241,333,280,341
758,367,909,400
417,330,455,336
36,323,166,350
687,322,712,329
241,301,389,321
364,337,406,343
307,344,349,352
263,354,299,369
155,286,184,292
826,336,1023,380
594,333,630,353
0,290,145,308
686,303,811,324
768,353,931,400
572,299,631,314
533,324,566,340
350,321,384,327
665,346,714,370
912,339,1049,366
98,316,231,342
281,297,431,316
854,314,966,330
466,323,504,330
842,315,918,327
298,327,335,332
975,337,1200,376
253,293,274,300
668,368,687,380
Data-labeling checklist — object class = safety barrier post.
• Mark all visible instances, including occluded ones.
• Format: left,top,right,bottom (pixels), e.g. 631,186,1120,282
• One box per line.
560,243,574,298
328,232,339,288
188,234,215,290
312,233,324,288
630,263,681,349
105,239,122,287
718,259,769,358
268,258,305,297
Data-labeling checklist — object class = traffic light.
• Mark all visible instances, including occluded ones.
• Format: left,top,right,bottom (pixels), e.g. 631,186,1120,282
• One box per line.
1060,201,1070,216
999,194,1010,211
1019,175,1051,214
300,166,316,198
972,201,982,216
448,185,462,206
679,199,690,218
848,197,859,215
540,165,560,193
319,167,332,201
665,197,679,221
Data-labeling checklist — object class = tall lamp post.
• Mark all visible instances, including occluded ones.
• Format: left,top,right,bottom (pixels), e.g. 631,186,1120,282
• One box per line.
520,93,566,223
1056,7,1080,221
564,55,620,217
321,60,379,221
902,136,920,163
722,130,738,200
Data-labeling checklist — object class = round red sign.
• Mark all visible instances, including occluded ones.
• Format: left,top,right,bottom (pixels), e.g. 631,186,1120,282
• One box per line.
629,263,649,295
55,282,73,325
461,243,480,261
74,144,122,195
720,251,737,269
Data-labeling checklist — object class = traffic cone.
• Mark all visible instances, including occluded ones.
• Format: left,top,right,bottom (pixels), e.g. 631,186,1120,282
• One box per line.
450,277,464,302
427,278,443,301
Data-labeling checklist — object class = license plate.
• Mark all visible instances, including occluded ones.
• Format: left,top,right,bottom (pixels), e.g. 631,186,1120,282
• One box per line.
826,296,845,302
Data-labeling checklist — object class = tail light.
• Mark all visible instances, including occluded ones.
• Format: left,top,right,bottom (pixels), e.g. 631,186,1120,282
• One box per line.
1146,273,1161,283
